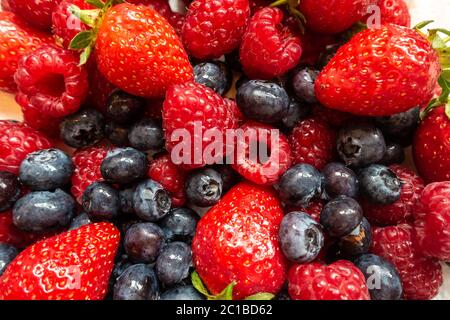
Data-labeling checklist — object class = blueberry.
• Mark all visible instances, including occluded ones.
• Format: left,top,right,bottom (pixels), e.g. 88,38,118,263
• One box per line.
101,148,148,184
160,286,204,300
113,264,159,300
128,119,164,151
336,123,386,167
13,189,75,232
106,90,145,124
0,171,20,212
322,162,359,198
236,80,290,124
119,186,136,215
280,97,311,131
213,165,240,192
185,168,223,207
124,222,165,263
374,107,419,146
159,208,199,243
112,259,134,282
338,217,372,256
379,143,405,166
359,164,402,205
354,254,403,300
278,164,323,207
69,212,92,230
0,243,18,276
60,109,105,148
290,66,319,103
194,61,232,96
19,148,73,191
133,179,172,222
320,195,363,237
156,242,192,286
82,182,120,221
105,121,130,147
279,212,324,263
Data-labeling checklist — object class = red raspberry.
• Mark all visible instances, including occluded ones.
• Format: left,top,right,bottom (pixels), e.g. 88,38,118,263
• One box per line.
182,0,250,59
361,165,425,226
310,105,356,129
414,182,450,261
231,122,292,185
240,8,302,79
0,120,53,174
14,45,89,118
86,60,117,114
6,0,59,31
288,261,370,300
371,224,443,300
363,0,411,27
288,118,336,170
147,153,187,207
71,145,110,204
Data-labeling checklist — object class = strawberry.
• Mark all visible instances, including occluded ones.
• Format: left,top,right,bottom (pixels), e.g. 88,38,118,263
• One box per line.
192,183,287,300
6,0,60,31
0,223,120,300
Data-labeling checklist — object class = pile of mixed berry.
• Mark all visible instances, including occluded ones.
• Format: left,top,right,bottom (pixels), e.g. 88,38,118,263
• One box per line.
1,0,450,301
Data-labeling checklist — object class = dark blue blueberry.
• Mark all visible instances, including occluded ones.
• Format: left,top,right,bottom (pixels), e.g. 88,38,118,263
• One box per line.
279,212,324,263
375,107,419,146
160,286,204,300
106,90,146,124
354,254,403,300
82,182,120,221
0,243,18,276
133,179,172,222
290,66,319,103
19,148,73,191
156,242,192,286
185,168,223,207
119,186,136,215
60,109,105,148
338,217,372,256
13,189,75,232
280,97,311,131
101,148,148,184
159,208,199,243
113,264,160,300
379,143,405,166
236,80,290,124
124,222,165,263
322,162,359,198
105,121,130,147
69,212,92,230
278,164,323,207
337,123,386,167
320,195,363,237
128,119,164,151
359,164,402,205
194,61,232,96
213,165,240,192
0,171,20,212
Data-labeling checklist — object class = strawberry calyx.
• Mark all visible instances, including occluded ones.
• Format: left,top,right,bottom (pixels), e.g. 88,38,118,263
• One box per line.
270,0,306,33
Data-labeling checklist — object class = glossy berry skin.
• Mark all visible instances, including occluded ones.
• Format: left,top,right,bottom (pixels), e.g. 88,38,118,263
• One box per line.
101,148,148,185
113,264,159,300
0,171,20,212
338,217,372,256
320,196,363,238
279,212,324,263
280,97,311,131
0,223,120,300
82,182,120,221
213,164,241,193
185,168,223,207
128,119,164,151
315,25,440,116
371,224,443,300
289,118,336,170
379,143,405,165
156,242,192,286
375,107,419,147
336,123,386,168
159,208,199,243
69,213,92,231
0,243,18,276
0,210,47,249
322,162,359,199
60,109,105,148
95,3,193,98
118,186,135,215
133,180,172,222
288,261,370,300
193,62,232,96
192,183,287,299
359,164,402,205
19,149,73,191
290,67,319,103
182,0,250,59
160,286,204,300
354,254,403,300
124,222,165,263
106,90,146,125
240,8,302,79
6,0,58,31
364,0,411,27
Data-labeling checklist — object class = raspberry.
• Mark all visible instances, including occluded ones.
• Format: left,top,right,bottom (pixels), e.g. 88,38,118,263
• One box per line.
182,0,250,59
288,118,336,170
240,8,302,79
14,45,89,118
371,224,442,300
6,0,59,31
0,120,53,175
231,122,292,185
414,182,450,261
147,153,187,207
288,261,370,300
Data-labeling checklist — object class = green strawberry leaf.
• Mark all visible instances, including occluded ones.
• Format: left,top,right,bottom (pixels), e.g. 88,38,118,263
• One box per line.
85,0,105,8
191,271,211,297
69,30,94,50
211,282,235,300
414,20,434,31
244,293,275,300
79,45,92,66
68,6,100,27
445,104,450,120
191,271,236,300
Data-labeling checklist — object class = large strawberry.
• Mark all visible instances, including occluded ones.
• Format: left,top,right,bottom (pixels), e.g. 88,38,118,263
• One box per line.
0,223,120,300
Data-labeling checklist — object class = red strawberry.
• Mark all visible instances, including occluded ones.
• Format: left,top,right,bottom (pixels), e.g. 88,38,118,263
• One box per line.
182,0,250,59
192,183,287,299
0,223,120,300
0,11,52,92
363,0,411,27
288,261,370,300
315,25,441,116
6,0,60,31
371,224,443,300
0,120,53,175
240,7,302,80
